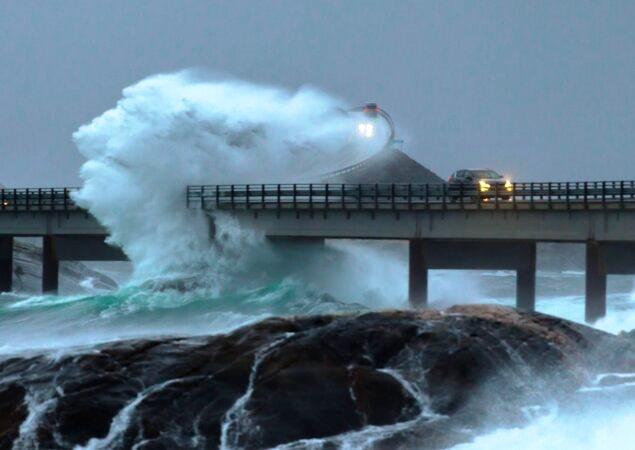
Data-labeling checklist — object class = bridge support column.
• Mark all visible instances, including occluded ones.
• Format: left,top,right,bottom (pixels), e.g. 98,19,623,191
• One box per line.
42,236,59,294
0,237,13,293
516,242,536,312
586,240,607,323
409,239,427,309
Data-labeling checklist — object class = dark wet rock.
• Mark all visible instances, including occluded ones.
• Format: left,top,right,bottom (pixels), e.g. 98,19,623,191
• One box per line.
0,305,633,449
0,383,27,448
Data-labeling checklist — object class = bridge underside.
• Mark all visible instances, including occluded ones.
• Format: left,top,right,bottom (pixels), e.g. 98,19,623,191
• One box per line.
407,239,635,323
0,235,127,294
0,206,634,323
408,240,537,312
264,233,634,323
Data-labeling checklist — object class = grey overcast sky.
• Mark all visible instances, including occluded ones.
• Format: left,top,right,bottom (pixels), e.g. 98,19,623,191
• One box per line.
1,0,634,186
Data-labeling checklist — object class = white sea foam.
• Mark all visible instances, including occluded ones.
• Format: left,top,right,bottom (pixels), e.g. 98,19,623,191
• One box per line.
75,377,193,450
13,391,58,449
449,401,635,450
72,71,386,285
220,334,295,449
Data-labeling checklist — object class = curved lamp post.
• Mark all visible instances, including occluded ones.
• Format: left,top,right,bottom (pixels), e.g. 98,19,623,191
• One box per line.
349,102,396,149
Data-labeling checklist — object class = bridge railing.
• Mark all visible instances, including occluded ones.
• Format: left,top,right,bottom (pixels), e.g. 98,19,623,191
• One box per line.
2,182,635,213
0,188,80,212
187,181,635,211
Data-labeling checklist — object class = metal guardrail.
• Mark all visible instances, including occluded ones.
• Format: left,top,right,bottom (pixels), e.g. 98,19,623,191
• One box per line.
0,188,80,212
2,182,635,213
187,181,635,212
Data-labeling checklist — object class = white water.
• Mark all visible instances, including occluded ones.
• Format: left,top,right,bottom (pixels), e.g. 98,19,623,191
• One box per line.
451,397,635,450
220,334,295,450
76,377,193,450
72,71,388,283
13,391,59,449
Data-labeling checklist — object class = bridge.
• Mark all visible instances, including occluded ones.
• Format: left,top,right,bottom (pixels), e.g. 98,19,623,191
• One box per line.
1,181,635,322
0,188,122,294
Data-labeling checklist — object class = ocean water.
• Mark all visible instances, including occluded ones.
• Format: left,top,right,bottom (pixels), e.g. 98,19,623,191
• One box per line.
6,241,632,354
0,241,634,449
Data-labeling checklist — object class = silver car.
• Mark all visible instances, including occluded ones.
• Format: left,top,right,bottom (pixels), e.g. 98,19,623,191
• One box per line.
448,169,513,201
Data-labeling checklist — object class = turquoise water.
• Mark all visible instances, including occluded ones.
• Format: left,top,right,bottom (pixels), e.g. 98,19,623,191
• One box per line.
0,277,365,354
1,265,633,355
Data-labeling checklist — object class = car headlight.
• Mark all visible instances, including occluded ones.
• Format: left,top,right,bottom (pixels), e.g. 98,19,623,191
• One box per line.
479,180,491,192
505,180,513,192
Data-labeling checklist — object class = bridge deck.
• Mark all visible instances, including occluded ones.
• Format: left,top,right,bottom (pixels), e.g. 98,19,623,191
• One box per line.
182,182,635,243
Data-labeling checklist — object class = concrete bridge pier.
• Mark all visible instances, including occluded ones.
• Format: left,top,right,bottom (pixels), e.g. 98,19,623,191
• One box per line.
42,236,59,294
408,239,427,309
516,243,537,312
585,241,607,323
0,236,12,292
408,239,537,312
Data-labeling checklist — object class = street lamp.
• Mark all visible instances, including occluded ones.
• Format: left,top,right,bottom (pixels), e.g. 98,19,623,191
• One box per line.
319,103,397,179
350,102,395,149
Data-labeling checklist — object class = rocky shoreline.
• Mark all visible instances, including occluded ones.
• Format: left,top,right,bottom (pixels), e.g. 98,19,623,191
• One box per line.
1,305,634,449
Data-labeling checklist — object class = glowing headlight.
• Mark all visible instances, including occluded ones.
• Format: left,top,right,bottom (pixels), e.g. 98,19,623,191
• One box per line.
505,180,513,192
357,122,375,138
1,201,8,207
479,179,491,192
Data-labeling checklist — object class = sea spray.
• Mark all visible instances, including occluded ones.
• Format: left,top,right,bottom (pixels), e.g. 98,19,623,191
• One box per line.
70,70,487,314
449,394,635,450
71,71,386,285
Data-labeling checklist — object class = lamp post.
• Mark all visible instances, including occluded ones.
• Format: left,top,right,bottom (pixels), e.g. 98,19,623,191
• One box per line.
319,102,398,180
349,102,396,149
